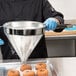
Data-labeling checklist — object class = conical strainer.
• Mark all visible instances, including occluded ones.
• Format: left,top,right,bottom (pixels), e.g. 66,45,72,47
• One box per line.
3,21,44,63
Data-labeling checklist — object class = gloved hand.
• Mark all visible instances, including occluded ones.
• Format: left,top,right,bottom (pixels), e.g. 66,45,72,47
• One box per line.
0,38,4,45
44,18,59,31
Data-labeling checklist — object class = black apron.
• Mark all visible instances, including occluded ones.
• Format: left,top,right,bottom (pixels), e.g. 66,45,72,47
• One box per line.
0,0,48,59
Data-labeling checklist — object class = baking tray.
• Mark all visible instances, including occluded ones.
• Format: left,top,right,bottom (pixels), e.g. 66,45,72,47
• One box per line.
0,59,53,76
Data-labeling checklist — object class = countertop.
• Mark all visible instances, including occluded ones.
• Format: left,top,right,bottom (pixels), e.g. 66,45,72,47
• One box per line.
49,57,76,76
45,19,76,40
0,57,76,76
45,30,76,40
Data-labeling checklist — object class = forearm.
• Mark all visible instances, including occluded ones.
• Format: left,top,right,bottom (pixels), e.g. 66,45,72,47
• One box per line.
42,0,64,24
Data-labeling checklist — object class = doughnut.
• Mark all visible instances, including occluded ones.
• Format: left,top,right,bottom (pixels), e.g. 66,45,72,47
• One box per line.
23,70,35,76
35,62,46,70
7,69,20,76
36,69,48,76
20,64,32,71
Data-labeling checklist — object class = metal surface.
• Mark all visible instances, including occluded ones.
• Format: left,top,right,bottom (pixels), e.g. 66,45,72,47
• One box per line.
3,21,44,35
1,58,76,76
45,35,76,40
49,57,76,76
3,21,44,63
7,29,43,35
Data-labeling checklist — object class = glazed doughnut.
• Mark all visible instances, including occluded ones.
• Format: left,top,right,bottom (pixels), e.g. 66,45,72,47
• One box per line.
23,70,35,76
20,64,32,71
7,69,20,76
35,62,46,70
36,69,48,76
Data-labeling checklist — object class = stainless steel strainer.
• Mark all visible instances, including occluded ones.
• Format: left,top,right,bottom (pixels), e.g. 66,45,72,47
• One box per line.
3,21,44,63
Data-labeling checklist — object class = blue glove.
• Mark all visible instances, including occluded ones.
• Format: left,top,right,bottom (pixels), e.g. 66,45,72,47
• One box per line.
44,18,58,31
0,38,4,45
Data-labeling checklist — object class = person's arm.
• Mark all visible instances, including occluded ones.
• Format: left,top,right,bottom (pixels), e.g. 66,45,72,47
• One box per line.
42,0,64,31
42,0,64,24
